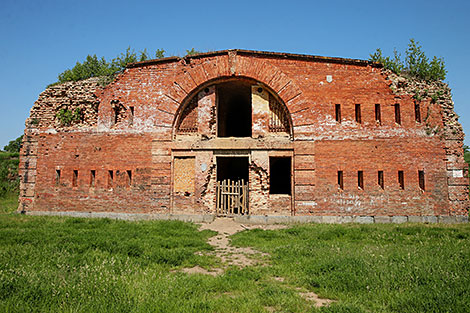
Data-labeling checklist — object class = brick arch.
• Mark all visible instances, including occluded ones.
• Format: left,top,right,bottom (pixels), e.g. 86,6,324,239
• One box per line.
163,54,307,136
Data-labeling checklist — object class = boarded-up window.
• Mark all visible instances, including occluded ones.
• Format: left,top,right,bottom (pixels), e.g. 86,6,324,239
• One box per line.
177,98,198,133
173,157,195,193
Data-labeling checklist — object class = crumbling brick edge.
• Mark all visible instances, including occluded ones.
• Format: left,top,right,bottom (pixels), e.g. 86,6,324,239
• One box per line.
22,211,468,224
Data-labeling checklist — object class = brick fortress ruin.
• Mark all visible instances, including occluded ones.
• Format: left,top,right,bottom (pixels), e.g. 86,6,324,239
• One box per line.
18,50,469,223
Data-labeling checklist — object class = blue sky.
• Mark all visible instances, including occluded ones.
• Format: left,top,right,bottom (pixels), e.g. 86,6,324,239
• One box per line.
1,0,469,148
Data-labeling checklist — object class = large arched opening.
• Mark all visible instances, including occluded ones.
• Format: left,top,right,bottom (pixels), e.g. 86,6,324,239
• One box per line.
174,77,292,139
172,77,294,216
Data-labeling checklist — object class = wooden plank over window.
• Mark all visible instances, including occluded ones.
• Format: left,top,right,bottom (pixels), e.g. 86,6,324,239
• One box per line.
173,157,195,193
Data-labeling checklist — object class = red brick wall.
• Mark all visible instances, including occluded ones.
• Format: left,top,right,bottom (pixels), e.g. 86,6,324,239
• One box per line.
19,50,468,217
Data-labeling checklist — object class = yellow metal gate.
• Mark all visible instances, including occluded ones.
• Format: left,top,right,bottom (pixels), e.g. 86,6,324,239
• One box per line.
216,179,248,216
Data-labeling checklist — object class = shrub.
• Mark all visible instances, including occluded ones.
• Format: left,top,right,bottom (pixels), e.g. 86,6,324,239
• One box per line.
369,39,447,81
56,108,82,126
52,47,167,86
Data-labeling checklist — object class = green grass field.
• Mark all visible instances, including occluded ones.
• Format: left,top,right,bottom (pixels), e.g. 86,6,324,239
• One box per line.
0,212,469,313
0,193,18,214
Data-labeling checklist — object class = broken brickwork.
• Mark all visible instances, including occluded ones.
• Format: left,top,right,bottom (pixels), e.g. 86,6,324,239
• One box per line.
19,50,469,220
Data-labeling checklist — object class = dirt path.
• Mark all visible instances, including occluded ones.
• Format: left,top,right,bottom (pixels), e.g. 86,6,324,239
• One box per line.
181,218,283,275
179,218,335,308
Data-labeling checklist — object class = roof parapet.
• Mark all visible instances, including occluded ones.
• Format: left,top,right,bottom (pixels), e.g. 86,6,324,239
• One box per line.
126,49,382,69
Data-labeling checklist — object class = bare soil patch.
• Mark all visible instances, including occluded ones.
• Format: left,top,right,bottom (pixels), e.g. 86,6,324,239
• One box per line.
180,217,334,308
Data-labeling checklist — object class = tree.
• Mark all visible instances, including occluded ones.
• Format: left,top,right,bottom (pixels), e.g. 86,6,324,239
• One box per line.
369,39,447,81
3,135,23,153
53,47,167,85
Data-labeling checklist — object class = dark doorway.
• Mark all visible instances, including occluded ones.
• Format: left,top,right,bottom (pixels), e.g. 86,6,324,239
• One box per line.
217,81,252,137
269,157,291,195
216,157,249,216
217,157,249,181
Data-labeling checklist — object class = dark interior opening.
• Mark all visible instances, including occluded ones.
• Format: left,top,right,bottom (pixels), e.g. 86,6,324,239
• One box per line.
269,157,291,195
217,81,252,137
217,157,249,182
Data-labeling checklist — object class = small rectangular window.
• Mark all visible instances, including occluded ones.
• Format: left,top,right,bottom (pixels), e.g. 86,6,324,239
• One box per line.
113,108,119,125
394,103,401,125
415,102,421,123
127,170,132,187
335,104,341,122
378,170,384,189
129,106,134,125
72,170,78,187
338,171,344,190
418,170,425,191
355,104,361,124
375,104,381,124
398,170,404,189
90,170,96,187
55,169,61,186
358,171,364,190
108,170,114,188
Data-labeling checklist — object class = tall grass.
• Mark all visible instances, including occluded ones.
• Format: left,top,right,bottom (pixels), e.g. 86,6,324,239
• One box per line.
232,223,470,312
0,192,18,213
0,214,468,312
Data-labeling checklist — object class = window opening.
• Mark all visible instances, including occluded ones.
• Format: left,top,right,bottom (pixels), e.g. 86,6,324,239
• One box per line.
395,103,401,124
378,170,384,189
55,169,61,186
355,104,361,124
375,104,381,124
335,104,341,122
90,170,96,187
269,95,290,133
72,170,78,187
338,170,344,190
398,170,404,189
129,106,134,125
358,171,364,190
418,170,425,191
113,108,119,125
269,157,291,195
176,97,198,133
217,81,252,137
415,102,421,123
127,170,132,187
108,170,114,188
